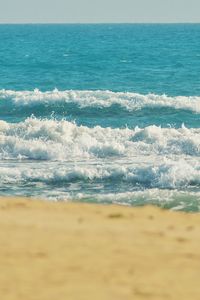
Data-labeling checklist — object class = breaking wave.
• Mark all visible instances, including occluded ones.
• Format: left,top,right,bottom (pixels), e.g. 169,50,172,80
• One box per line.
1,157,200,190
0,117,200,160
0,89,200,113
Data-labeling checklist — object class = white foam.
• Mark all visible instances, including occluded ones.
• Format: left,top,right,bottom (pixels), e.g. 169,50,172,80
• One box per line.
0,118,200,161
30,188,200,205
1,89,200,113
0,155,200,189
74,189,200,207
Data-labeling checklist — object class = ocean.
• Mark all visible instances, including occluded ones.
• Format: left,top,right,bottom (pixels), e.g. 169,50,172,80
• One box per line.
0,24,200,211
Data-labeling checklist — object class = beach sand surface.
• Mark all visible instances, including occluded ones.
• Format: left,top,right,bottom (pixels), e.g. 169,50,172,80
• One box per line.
0,197,200,299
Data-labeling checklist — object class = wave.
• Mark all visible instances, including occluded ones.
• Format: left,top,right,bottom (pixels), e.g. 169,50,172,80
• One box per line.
0,89,200,113
1,117,200,209
0,117,200,160
1,157,200,190
74,190,200,211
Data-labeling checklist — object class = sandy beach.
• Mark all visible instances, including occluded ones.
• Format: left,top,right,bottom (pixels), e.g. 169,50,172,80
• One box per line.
0,197,200,299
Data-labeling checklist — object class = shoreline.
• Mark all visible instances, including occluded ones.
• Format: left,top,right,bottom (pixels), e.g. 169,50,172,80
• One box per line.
1,196,200,299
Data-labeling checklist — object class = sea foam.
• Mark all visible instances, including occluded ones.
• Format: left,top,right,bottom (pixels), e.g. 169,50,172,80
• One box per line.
0,156,200,190
1,89,200,113
0,118,200,160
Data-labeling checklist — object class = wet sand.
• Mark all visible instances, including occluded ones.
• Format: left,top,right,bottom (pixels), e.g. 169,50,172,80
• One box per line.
0,196,200,299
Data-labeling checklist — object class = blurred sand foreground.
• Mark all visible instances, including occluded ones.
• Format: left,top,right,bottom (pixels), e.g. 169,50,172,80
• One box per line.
0,197,200,300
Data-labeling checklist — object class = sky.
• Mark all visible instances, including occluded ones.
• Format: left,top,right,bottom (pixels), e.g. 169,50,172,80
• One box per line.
0,0,200,23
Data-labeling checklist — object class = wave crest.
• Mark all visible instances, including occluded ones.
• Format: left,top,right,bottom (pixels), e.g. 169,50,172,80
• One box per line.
0,89,200,113
1,158,200,190
0,118,200,160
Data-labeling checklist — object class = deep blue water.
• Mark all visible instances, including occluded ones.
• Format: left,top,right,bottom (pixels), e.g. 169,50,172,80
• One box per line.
1,24,200,95
0,24,200,211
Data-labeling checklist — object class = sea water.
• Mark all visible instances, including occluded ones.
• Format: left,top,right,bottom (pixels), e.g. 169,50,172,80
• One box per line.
0,24,200,211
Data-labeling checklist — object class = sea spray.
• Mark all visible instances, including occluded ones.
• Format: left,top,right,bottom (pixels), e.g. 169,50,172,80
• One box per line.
0,118,200,160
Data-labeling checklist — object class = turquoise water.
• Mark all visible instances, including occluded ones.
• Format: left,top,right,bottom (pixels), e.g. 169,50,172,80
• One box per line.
0,24,200,211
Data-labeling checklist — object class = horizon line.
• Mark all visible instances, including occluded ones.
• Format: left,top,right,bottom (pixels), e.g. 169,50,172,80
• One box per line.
0,22,200,25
